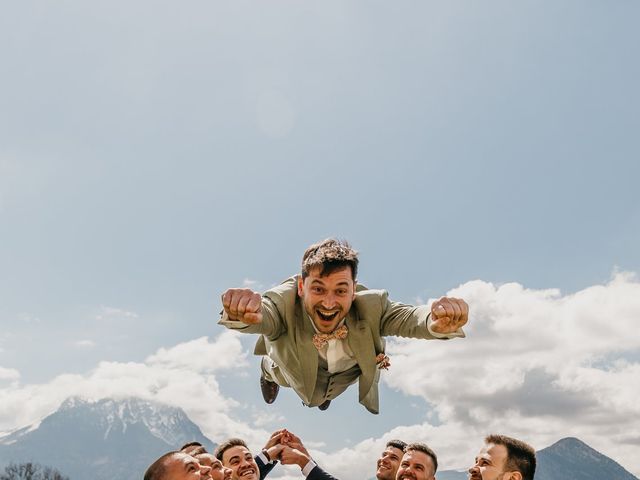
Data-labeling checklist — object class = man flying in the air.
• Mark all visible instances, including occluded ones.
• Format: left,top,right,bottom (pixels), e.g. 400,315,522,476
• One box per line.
219,238,468,414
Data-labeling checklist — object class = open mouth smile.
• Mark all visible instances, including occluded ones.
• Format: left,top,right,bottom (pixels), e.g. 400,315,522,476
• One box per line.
316,309,340,322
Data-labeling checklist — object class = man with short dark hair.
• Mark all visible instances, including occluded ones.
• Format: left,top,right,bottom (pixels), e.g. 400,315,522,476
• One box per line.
144,452,212,480
215,439,261,480
220,238,469,413
396,443,438,480
214,434,284,480
180,442,206,457
375,440,406,480
468,435,536,480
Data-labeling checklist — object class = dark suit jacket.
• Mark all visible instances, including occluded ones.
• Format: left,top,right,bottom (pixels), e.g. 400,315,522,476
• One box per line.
307,465,339,480
256,455,276,480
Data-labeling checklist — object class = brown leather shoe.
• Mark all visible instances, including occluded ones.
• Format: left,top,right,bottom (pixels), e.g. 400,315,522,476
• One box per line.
318,400,331,411
260,375,279,404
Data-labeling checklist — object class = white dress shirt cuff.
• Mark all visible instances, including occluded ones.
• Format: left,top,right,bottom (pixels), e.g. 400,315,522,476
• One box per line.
301,459,317,477
256,451,272,464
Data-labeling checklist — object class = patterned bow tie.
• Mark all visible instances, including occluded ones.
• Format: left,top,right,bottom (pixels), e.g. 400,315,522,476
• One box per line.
312,325,349,350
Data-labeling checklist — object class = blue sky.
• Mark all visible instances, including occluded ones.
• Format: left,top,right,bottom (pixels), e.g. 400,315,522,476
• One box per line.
1,1,639,478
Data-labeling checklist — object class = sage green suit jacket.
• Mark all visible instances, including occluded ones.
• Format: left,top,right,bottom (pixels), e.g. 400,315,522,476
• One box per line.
219,277,464,414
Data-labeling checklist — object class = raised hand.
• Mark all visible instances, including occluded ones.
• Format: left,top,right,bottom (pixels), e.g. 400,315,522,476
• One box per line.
278,430,309,457
279,446,311,468
221,288,263,324
263,429,288,460
263,429,287,449
430,297,468,334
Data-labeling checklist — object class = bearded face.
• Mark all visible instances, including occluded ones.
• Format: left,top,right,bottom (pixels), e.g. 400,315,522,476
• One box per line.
298,266,356,333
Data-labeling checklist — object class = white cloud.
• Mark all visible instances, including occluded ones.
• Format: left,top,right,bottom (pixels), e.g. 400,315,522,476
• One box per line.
0,331,264,448
0,367,20,381
146,332,248,373
18,313,41,325
251,410,286,428
373,271,640,477
74,340,96,348
95,306,139,321
242,278,264,290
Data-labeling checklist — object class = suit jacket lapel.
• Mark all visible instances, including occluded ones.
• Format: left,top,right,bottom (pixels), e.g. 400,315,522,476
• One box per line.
295,301,319,403
346,308,377,401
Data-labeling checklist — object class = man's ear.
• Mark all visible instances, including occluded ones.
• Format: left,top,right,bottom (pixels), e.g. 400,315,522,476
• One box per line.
352,280,357,300
297,276,304,297
506,471,522,480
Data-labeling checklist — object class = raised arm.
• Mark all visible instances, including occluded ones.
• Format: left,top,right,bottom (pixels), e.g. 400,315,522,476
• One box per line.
378,291,468,339
218,288,286,339
279,446,340,480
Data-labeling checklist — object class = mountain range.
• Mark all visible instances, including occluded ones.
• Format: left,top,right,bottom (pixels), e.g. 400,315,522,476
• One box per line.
0,397,215,480
0,397,637,480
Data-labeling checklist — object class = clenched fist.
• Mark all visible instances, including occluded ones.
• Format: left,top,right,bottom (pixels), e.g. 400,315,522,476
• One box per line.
221,288,263,324
430,297,468,334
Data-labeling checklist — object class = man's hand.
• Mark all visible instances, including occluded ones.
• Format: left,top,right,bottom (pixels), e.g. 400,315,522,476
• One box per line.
280,431,310,457
221,288,263,324
262,429,289,461
430,297,468,334
263,429,287,450
279,446,311,469
265,444,285,462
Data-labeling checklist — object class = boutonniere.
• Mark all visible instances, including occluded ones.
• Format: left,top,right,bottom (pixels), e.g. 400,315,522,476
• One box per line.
375,353,391,370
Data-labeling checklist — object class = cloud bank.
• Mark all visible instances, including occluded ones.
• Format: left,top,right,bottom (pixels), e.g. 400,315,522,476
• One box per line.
379,271,640,477
1,273,638,477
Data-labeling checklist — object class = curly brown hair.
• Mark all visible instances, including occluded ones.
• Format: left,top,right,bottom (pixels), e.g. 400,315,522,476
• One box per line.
301,238,359,280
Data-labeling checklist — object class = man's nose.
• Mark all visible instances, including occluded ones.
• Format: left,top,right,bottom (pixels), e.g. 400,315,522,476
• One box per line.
468,464,479,474
321,293,336,307
200,465,211,476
